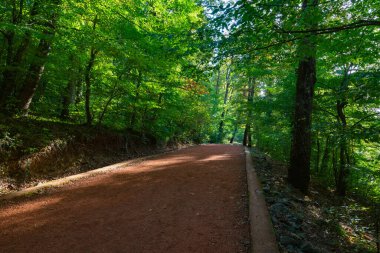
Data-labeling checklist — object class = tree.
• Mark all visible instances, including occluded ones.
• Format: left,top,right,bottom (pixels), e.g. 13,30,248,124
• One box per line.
243,77,255,147
205,0,379,194
288,0,319,193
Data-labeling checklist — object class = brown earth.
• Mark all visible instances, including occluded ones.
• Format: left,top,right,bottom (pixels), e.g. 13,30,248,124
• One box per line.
0,144,250,253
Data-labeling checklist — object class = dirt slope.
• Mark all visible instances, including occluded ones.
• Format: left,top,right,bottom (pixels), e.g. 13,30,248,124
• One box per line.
0,144,249,253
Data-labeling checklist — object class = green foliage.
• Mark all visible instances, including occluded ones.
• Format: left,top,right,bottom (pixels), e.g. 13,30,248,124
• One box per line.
203,0,380,201
0,0,214,145
0,0,379,204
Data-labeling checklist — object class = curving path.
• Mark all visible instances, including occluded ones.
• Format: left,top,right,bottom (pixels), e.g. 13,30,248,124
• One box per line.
0,145,250,253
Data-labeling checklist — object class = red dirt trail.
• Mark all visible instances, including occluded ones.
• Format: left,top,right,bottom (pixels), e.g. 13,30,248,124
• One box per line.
0,145,249,253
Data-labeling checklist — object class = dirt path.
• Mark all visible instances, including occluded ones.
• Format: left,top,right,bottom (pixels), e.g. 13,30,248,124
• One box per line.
0,145,249,253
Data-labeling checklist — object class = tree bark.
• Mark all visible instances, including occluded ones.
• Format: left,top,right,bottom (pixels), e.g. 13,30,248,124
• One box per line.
17,0,60,115
18,37,51,115
60,79,77,120
243,77,255,146
376,205,379,253
217,63,232,143
3,32,33,86
0,1,38,112
84,47,97,125
288,0,319,193
243,123,250,146
215,67,221,96
130,70,142,128
314,134,321,172
0,32,16,109
320,136,330,174
98,83,118,126
335,104,348,195
84,16,99,126
335,65,351,196
0,0,21,101
229,123,238,143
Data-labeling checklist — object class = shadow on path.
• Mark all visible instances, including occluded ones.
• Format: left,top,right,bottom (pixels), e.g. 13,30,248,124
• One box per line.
0,145,249,253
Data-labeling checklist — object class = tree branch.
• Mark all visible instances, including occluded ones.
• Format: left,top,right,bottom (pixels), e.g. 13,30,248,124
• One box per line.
351,112,380,128
247,19,379,51
0,29,7,36
314,105,336,118
248,36,305,51
280,20,380,35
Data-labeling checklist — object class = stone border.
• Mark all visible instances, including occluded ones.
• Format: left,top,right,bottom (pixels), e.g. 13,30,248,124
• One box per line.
245,147,279,253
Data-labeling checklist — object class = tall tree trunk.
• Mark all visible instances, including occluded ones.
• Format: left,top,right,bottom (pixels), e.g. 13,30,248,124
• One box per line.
335,64,351,196
0,35,6,62
3,32,33,86
215,67,221,96
130,70,142,128
61,58,81,119
0,1,37,112
320,136,330,174
217,63,232,143
84,16,98,126
60,79,77,120
288,0,319,193
375,204,380,253
230,123,238,143
17,0,60,115
248,130,252,147
336,139,349,196
314,134,321,172
335,100,348,195
0,0,21,107
243,124,250,146
212,67,221,126
332,147,338,187
0,32,16,109
217,112,226,142
98,83,118,126
18,37,51,115
75,80,83,105
84,47,97,125
243,77,255,146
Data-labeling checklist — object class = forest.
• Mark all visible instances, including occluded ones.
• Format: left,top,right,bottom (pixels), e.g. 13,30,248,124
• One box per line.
0,0,379,251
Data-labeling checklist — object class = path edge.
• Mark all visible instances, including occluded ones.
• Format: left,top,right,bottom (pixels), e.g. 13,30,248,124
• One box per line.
0,145,193,202
245,147,279,253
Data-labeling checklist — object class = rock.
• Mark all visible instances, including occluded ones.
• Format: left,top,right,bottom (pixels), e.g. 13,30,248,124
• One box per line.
289,232,305,240
285,244,303,253
263,185,270,193
285,223,300,233
7,184,16,190
300,242,325,253
300,242,314,252
278,197,290,204
270,202,290,217
279,235,302,247
286,214,303,227
265,197,276,204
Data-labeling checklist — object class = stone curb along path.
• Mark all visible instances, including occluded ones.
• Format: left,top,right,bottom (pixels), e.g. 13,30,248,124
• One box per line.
245,147,280,253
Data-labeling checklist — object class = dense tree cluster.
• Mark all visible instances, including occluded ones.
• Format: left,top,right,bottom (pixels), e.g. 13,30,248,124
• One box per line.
207,0,379,197
1,0,379,199
0,0,212,143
